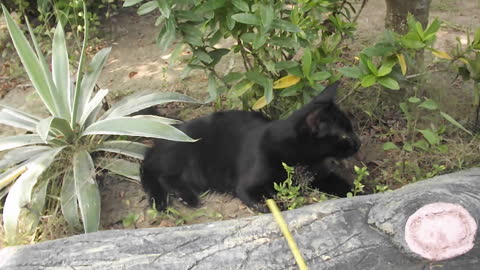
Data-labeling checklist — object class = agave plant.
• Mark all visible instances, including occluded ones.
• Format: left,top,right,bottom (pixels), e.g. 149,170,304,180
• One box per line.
0,4,198,242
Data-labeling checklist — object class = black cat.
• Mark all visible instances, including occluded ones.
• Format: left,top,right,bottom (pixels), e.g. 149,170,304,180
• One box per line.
140,82,361,212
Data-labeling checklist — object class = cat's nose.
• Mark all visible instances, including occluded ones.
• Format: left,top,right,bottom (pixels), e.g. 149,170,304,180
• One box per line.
342,134,361,152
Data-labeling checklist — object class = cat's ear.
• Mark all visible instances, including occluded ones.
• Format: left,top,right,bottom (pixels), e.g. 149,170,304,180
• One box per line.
311,81,339,103
287,82,339,123
300,108,329,137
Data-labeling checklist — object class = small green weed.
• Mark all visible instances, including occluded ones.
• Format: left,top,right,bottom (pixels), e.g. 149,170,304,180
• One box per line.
347,166,368,197
274,163,306,210
122,213,140,228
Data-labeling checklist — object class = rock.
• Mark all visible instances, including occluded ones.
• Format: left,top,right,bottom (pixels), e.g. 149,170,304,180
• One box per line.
1,169,479,270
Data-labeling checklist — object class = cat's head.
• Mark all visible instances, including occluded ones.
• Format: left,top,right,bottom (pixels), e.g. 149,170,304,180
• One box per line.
288,82,361,160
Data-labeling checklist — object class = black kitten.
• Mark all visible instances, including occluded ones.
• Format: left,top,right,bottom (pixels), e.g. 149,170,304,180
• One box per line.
140,82,360,212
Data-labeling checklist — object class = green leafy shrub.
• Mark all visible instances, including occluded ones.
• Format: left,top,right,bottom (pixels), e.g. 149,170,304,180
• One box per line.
2,0,122,39
0,3,199,243
125,0,358,117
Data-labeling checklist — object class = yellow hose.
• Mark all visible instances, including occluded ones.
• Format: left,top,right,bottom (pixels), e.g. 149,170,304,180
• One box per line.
266,199,308,270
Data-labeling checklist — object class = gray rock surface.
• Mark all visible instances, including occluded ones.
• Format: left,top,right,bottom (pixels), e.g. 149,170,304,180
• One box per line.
1,168,479,270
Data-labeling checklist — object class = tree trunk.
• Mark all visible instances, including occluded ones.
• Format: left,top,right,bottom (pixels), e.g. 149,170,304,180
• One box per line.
1,169,479,269
385,0,432,34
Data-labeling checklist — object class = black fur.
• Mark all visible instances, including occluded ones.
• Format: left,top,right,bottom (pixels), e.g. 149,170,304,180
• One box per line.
140,82,361,212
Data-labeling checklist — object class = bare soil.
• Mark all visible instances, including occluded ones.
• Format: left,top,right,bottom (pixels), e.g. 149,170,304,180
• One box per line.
0,0,479,237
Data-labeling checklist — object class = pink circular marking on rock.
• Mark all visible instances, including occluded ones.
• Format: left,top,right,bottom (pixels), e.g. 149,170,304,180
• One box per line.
405,202,477,261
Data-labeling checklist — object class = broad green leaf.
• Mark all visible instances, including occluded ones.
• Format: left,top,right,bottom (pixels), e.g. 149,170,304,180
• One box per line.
101,91,200,120
399,102,410,119
52,22,70,118
76,48,112,121
272,19,301,32
79,89,109,126
253,32,267,49
275,61,299,71
252,96,267,110
2,5,57,116
440,111,473,135
382,142,398,150
137,1,158,15
418,129,440,145
287,66,303,78
0,134,45,152
246,70,269,86
226,10,236,30
413,139,429,151
180,24,203,47
123,0,143,7
208,30,223,47
73,150,100,233
339,67,362,78
361,74,376,87
36,116,73,143
377,60,396,77
268,37,297,48
156,0,171,18
415,22,425,39
310,71,331,81
365,58,378,76
264,79,273,103
169,43,186,68
418,99,438,110
273,75,301,89
228,80,254,98
0,105,40,131
0,165,27,190
196,50,213,64
474,28,480,47
396,53,407,75
408,97,421,103
260,4,274,30
194,0,225,13
403,142,413,152
232,0,249,12
362,43,397,56
207,73,218,102
158,18,176,53
424,18,441,37
302,48,312,77
28,177,49,230
431,49,453,60
207,48,230,67
93,141,148,160
401,36,425,49
0,146,51,170
223,72,244,83
279,82,303,97
378,76,400,90
97,158,141,181
130,115,182,125
240,33,256,43
71,1,89,127
60,169,81,228
3,147,63,241
231,13,261,25
82,117,195,142
25,17,56,105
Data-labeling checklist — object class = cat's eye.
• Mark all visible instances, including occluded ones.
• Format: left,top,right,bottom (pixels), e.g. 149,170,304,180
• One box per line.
341,134,348,140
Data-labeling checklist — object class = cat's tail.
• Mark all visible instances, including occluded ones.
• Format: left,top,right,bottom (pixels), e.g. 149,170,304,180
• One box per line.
140,163,168,211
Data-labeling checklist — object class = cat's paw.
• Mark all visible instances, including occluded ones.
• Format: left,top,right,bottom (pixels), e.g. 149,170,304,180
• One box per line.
250,203,269,213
